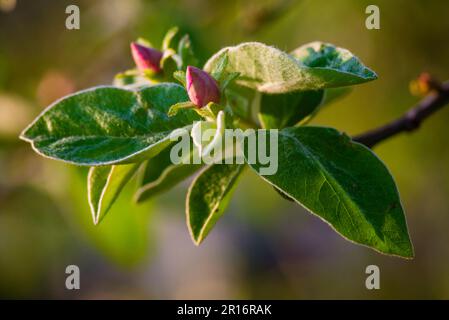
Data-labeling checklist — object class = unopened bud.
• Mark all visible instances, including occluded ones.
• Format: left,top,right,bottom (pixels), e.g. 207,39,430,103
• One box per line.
186,66,220,107
130,42,163,73
410,72,441,96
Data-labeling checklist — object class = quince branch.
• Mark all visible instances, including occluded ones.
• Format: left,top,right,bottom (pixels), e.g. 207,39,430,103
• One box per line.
354,74,449,148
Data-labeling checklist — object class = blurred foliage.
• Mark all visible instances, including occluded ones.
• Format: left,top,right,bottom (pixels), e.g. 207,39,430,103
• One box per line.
69,168,153,267
1,0,449,298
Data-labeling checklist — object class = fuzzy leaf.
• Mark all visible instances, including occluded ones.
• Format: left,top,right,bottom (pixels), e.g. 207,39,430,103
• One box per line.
204,42,377,94
88,164,140,224
187,164,244,245
244,127,413,258
21,84,200,166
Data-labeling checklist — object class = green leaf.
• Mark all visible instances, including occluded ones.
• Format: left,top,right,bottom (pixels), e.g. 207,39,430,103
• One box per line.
162,26,180,51
88,164,139,224
160,49,180,81
113,69,143,87
224,85,258,122
258,85,352,130
291,41,374,75
21,84,200,166
134,147,202,203
191,110,225,157
244,127,413,258
168,101,196,116
321,87,352,107
204,42,377,94
205,50,239,92
210,50,229,81
178,34,198,70
258,90,324,129
173,70,186,86
219,72,240,92
187,164,244,245
136,37,153,48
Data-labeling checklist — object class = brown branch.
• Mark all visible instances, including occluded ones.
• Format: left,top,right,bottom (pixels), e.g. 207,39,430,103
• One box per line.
353,79,449,148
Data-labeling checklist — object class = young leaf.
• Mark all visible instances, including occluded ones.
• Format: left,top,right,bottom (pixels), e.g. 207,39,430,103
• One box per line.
244,127,413,258
162,26,180,51
113,69,149,88
258,90,324,129
20,84,200,166
191,110,225,157
173,70,186,86
187,164,245,245
160,49,180,80
88,164,140,225
219,72,240,92
178,34,198,70
168,101,196,116
136,37,153,48
134,147,202,203
210,50,229,81
198,102,224,120
204,42,377,94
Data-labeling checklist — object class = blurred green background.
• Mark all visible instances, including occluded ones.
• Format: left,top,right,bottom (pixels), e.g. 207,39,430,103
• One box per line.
1,0,449,299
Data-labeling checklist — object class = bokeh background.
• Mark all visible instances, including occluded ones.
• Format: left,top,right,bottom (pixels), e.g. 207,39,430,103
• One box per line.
1,0,449,299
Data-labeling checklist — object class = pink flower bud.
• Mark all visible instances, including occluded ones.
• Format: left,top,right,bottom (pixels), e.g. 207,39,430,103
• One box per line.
186,66,220,107
130,42,163,73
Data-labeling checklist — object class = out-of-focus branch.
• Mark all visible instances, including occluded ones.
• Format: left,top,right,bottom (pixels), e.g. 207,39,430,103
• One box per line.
353,74,449,148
